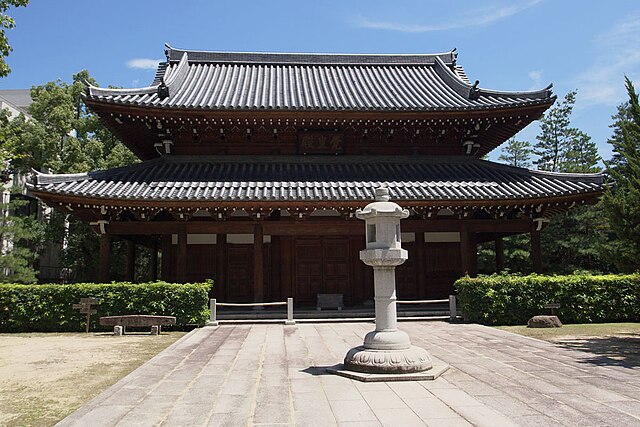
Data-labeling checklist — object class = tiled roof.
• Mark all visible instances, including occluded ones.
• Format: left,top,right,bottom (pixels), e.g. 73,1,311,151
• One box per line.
84,45,553,112
30,156,603,204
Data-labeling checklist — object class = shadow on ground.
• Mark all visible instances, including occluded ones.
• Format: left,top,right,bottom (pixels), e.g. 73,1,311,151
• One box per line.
554,334,640,369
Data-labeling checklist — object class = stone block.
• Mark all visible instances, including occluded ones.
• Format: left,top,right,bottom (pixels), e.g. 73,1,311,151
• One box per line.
113,325,123,336
527,315,562,328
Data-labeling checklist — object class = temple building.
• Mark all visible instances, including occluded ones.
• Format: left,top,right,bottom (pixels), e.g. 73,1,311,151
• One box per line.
28,45,604,305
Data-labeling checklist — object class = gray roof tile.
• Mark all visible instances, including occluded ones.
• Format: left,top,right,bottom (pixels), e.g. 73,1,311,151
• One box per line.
84,46,553,112
30,156,603,205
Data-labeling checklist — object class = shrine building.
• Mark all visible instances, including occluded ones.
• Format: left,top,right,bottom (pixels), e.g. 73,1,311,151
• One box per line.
28,45,604,305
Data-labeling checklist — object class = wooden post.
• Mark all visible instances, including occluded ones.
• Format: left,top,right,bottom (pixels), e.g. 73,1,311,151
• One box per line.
531,227,543,273
150,238,158,281
254,223,264,303
460,228,477,277
216,234,227,300
177,228,187,282
126,240,136,282
160,235,171,281
415,231,427,298
99,234,111,283
495,237,505,272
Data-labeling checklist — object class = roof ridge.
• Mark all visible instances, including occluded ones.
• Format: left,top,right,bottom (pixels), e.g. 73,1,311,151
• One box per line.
164,43,457,65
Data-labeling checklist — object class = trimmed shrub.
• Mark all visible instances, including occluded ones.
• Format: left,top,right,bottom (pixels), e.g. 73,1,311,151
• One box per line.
455,274,640,325
0,281,211,332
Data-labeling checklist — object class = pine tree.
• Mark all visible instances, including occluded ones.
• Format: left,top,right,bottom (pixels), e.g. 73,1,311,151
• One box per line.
562,130,600,173
604,77,640,270
498,137,532,168
534,90,577,172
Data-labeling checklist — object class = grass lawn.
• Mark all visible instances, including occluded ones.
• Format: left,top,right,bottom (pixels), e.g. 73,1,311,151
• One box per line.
497,322,640,367
0,331,186,427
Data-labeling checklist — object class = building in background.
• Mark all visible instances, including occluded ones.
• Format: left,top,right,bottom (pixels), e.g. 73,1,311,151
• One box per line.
28,45,604,303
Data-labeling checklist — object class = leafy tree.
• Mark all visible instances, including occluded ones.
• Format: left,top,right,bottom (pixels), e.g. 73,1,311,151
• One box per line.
498,137,532,168
604,77,640,271
0,0,27,77
1,71,139,282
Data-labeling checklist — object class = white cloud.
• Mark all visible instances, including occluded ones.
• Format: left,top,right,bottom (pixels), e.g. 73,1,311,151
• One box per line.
528,70,543,90
353,0,542,33
126,58,163,70
573,12,640,108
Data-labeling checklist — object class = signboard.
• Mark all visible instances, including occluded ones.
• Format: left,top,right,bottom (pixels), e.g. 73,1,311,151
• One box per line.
297,130,344,155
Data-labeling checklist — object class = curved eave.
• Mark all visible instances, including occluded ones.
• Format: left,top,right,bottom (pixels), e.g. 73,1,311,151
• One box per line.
29,188,605,211
83,95,555,114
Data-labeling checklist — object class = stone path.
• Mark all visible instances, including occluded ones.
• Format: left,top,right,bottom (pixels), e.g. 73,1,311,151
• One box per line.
57,322,640,426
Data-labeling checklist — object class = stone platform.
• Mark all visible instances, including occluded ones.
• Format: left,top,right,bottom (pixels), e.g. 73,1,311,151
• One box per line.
58,322,640,427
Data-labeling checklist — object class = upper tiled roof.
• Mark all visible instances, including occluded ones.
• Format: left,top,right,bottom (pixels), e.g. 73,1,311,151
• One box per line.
84,45,553,112
29,156,603,205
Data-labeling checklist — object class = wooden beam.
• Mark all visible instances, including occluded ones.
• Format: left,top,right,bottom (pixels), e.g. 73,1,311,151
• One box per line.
126,240,136,282
104,218,534,236
253,224,264,303
495,237,505,272
99,234,111,283
177,228,187,282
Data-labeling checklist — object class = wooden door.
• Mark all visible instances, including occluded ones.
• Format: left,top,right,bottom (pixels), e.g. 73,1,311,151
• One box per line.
294,238,323,303
293,237,350,305
323,238,350,294
424,242,461,298
226,244,253,301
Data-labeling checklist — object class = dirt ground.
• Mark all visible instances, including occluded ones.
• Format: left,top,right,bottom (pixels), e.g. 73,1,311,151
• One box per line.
0,331,186,427
497,322,640,367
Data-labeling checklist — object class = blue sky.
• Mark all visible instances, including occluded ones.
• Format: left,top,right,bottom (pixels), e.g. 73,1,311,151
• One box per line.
2,0,639,162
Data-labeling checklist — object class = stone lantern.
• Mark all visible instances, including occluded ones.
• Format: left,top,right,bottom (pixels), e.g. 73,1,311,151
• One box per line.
343,187,432,374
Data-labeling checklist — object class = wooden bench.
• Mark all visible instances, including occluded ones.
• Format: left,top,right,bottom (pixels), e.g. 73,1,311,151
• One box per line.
317,293,344,311
100,315,176,335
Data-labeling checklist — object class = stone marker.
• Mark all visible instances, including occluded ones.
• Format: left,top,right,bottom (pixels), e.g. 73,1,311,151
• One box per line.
343,187,432,374
113,325,123,336
150,325,160,335
528,315,562,328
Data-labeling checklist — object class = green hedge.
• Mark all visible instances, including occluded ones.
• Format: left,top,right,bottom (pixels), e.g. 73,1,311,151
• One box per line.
0,281,211,332
455,274,640,326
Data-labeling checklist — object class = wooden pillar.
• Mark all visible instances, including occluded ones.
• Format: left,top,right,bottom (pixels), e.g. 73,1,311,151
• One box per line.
177,228,187,283
531,227,543,273
150,238,158,281
460,228,477,277
280,236,293,299
216,234,227,300
126,240,136,282
415,231,427,298
161,235,171,281
253,223,264,303
99,234,111,283
495,237,505,272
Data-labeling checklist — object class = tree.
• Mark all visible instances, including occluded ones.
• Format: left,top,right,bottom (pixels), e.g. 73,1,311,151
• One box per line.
562,130,600,173
534,90,578,172
604,77,640,271
498,137,532,168
1,71,139,282
0,0,28,77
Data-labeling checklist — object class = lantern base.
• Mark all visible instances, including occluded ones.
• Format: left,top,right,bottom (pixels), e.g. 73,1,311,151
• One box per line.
343,345,432,374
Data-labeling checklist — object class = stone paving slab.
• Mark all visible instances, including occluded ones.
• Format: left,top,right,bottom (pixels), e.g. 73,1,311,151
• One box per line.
57,322,640,427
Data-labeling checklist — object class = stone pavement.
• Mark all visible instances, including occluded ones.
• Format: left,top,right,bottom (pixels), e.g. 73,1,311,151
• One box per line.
58,322,640,427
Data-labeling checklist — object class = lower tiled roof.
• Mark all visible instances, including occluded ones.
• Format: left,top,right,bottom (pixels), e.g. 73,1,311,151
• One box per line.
29,156,604,204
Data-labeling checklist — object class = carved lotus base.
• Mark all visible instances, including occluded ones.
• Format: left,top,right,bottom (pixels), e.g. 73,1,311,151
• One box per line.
344,345,432,374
